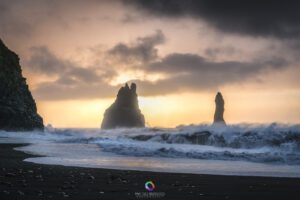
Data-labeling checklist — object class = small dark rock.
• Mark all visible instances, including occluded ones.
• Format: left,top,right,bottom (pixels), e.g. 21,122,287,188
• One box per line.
3,190,10,195
5,172,16,177
88,175,95,180
37,190,43,196
35,175,42,179
2,181,12,187
61,192,69,198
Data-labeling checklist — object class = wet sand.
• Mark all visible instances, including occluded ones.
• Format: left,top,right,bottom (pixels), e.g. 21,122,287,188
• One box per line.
0,143,300,200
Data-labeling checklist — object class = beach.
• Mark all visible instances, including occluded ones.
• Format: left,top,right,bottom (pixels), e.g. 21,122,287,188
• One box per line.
0,143,300,200
1,1,300,200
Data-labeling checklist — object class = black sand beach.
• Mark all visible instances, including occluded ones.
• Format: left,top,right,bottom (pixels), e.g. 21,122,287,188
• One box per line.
0,144,300,200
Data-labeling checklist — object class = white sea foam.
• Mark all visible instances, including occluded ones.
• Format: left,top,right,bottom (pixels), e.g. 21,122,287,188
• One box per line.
0,123,300,177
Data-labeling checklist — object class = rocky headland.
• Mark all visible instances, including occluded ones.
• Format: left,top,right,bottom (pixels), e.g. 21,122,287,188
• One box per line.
0,39,44,131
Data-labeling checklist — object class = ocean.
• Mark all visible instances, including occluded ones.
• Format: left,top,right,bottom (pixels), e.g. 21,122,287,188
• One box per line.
1,123,300,177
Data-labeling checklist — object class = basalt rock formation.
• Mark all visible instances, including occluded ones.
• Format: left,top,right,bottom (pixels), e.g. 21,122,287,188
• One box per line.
0,39,44,131
213,92,226,125
101,83,145,129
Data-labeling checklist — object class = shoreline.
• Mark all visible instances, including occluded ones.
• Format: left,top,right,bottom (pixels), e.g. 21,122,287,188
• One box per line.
1,143,300,200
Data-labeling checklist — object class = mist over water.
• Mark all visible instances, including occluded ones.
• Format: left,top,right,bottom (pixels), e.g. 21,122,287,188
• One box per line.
1,123,300,177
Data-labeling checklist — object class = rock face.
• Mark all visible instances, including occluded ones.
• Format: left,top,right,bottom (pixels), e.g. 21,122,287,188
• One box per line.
213,92,226,125
101,83,145,129
0,39,44,131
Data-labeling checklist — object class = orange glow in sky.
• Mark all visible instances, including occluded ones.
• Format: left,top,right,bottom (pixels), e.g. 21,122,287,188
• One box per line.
1,0,299,128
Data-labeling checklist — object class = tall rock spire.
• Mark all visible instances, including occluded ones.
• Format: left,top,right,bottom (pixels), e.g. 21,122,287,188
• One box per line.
0,39,44,131
101,83,145,129
213,92,226,125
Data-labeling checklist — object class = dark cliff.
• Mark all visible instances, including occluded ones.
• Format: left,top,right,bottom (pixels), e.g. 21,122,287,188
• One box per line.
101,83,145,129
0,39,44,131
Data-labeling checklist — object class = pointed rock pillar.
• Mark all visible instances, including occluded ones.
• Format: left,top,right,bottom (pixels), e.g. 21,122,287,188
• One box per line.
213,92,226,125
101,83,145,129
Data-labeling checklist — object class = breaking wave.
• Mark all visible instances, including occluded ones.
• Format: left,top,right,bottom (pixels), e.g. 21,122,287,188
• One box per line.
128,123,300,150
0,123,300,165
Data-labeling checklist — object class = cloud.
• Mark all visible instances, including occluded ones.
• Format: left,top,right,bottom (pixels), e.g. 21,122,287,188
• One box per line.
0,0,63,38
134,53,288,95
28,46,103,83
0,1,33,37
26,46,120,100
108,30,165,63
0,0,120,39
204,47,237,59
121,13,146,23
147,53,286,73
124,0,300,39
28,46,68,74
25,31,290,100
0,1,296,103
33,81,117,100
107,32,289,95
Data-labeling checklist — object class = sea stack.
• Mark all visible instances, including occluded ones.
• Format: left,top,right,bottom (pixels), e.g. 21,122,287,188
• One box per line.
213,92,226,125
101,83,145,129
0,39,44,131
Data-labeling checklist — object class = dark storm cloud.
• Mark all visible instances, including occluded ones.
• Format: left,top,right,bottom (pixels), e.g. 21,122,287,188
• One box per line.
133,53,288,96
124,0,300,39
204,47,237,59
147,53,286,74
108,30,165,63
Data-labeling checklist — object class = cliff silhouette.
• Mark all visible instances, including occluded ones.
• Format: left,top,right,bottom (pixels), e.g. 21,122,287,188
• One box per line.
0,39,44,131
101,83,145,129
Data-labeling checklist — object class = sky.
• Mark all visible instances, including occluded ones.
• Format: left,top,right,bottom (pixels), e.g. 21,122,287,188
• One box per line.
1,0,300,128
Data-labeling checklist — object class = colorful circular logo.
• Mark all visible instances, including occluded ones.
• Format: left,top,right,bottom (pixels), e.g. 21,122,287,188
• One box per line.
145,181,155,192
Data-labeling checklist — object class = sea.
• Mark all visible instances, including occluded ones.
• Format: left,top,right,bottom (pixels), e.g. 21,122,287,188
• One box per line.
1,123,300,177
